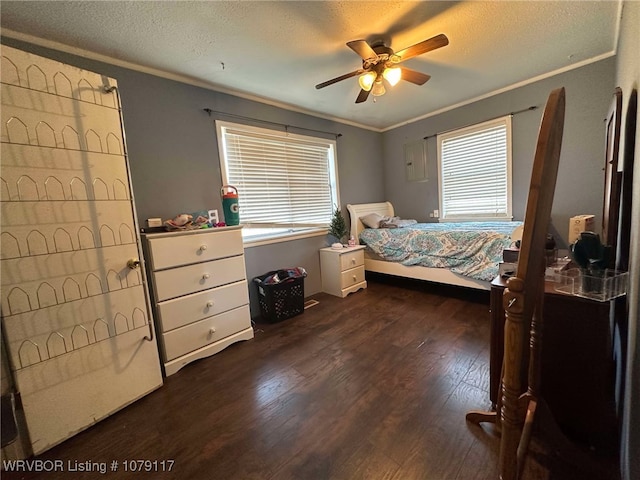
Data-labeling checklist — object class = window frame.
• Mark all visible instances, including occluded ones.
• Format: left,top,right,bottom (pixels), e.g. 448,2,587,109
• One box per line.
437,115,513,222
216,120,340,245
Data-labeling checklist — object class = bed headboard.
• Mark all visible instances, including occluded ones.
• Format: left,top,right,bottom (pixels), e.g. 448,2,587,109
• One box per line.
346,202,394,239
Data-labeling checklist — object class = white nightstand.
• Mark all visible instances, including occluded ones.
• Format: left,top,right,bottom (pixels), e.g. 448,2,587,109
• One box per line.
319,245,367,297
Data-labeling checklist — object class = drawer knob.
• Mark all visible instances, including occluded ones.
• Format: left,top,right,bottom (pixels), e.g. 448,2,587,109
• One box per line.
127,258,140,269
206,301,214,308
199,244,208,252
351,258,356,265
352,275,357,282
202,273,210,280
209,327,216,336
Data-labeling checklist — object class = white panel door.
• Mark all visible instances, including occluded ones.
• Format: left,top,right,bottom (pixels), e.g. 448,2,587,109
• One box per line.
0,46,163,454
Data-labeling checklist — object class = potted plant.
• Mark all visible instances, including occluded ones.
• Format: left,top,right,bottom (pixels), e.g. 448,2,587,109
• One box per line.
328,206,348,245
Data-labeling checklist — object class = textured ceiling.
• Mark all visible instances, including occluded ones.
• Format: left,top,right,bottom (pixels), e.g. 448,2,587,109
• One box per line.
1,1,621,131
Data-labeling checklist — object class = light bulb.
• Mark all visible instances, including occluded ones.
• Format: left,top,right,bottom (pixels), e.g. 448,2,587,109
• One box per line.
383,67,401,86
371,80,386,97
358,72,376,91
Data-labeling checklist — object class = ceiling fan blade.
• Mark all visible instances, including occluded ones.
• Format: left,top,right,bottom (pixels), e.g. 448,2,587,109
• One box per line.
347,40,377,60
394,34,449,62
355,89,370,103
315,69,363,89
400,67,431,85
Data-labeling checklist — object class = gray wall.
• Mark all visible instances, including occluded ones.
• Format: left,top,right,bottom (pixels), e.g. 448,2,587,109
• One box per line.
0,37,623,309
382,58,616,249
0,37,384,317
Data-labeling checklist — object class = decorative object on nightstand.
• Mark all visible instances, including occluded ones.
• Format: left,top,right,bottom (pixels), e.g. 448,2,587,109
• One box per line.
320,245,367,297
328,205,348,244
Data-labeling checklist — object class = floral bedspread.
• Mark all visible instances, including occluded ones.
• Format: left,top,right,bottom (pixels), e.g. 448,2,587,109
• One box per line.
359,222,522,281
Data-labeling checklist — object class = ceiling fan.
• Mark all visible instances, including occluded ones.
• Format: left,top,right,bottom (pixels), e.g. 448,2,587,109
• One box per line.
315,33,449,103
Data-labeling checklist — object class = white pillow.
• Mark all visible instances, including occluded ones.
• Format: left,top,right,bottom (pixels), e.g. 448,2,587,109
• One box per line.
360,212,384,229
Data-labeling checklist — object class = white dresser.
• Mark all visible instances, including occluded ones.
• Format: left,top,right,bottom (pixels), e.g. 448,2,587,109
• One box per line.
319,245,367,297
143,226,253,376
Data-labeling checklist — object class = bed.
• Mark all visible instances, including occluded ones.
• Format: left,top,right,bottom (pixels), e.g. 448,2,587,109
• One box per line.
347,202,521,291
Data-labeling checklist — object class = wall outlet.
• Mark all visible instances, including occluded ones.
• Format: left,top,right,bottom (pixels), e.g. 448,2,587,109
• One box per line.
433,209,439,218
208,209,219,224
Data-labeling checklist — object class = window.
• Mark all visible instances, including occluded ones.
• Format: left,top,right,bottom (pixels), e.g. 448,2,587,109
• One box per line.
437,116,512,221
216,120,339,243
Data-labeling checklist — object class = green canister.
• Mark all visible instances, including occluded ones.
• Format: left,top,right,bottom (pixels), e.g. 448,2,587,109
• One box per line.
221,185,240,225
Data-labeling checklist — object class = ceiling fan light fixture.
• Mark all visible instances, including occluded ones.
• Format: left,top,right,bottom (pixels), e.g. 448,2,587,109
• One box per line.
358,72,376,91
383,66,401,86
316,34,449,104
371,80,386,97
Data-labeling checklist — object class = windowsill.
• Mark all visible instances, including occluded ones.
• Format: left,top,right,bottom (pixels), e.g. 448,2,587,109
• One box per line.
242,227,327,248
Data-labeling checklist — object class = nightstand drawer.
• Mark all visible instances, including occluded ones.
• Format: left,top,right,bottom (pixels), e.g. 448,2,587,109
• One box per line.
340,266,365,289
148,228,243,270
339,250,364,271
157,280,249,332
162,305,251,361
153,255,246,301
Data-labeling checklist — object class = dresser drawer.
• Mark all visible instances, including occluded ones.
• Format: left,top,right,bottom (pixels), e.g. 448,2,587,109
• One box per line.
339,250,364,271
340,265,365,289
148,228,243,270
154,255,246,301
162,305,251,361
157,280,249,332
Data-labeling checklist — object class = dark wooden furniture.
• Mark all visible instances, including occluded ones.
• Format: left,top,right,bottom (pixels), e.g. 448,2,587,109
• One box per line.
490,275,618,450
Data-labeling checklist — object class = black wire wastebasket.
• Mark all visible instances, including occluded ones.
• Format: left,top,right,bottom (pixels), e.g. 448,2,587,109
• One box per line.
253,268,307,322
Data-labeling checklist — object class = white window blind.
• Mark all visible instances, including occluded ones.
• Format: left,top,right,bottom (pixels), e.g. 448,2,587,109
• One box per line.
437,116,512,221
216,121,338,235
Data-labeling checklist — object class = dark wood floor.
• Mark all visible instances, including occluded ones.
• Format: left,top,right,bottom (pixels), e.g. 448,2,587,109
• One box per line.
4,275,619,479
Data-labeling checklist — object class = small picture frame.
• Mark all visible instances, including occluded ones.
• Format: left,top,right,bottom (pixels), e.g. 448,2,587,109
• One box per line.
208,209,219,224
